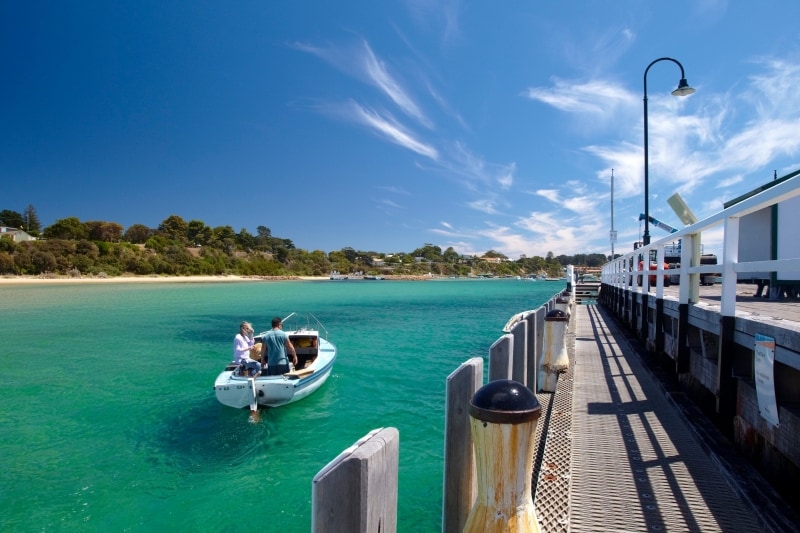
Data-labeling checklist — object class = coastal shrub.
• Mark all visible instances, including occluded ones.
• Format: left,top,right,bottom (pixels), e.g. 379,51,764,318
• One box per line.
67,268,82,278
94,240,112,255
0,252,16,274
13,251,32,273
75,240,100,259
71,255,94,273
0,237,15,253
129,258,154,275
30,250,57,274
89,263,121,276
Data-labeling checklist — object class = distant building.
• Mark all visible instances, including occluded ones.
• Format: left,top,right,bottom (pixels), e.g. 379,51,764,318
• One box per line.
0,226,36,242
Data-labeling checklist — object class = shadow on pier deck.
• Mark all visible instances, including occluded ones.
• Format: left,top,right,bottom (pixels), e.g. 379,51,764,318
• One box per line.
530,303,799,532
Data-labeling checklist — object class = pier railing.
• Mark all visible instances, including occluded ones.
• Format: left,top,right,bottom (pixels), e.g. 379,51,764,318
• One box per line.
601,169,800,316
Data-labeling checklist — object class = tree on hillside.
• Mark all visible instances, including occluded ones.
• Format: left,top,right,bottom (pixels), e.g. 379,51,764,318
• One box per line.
443,247,459,264
158,215,188,243
412,243,443,261
187,220,211,246
43,217,88,240
86,221,123,242
23,205,41,235
483,249,508,260
0,209,25,229
237,228,255,250
124,224,152,244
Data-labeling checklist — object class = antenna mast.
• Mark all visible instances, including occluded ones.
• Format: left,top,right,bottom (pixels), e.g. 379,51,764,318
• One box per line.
610,169,616,258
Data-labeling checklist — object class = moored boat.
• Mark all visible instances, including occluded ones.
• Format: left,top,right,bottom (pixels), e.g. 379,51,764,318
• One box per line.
329,270,348,280
214,313,337,409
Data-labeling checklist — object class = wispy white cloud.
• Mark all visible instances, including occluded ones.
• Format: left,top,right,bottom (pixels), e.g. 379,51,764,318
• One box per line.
380,199,404,209
291,38,432,128
467,199,499,215
523,79,635,124
359,40,433,128
336,99,439,160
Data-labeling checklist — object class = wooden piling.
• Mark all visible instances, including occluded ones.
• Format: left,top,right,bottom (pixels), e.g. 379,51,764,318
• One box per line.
311,427,399,533
442,357,483,533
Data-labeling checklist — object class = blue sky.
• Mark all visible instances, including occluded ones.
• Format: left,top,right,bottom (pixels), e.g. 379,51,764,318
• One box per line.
2,1,800,259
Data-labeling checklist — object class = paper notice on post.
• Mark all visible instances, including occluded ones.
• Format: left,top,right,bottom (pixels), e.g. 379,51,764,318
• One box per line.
754,333,779,427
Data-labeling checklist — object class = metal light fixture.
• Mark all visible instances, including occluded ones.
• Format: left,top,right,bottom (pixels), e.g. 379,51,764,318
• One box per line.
642,57,695,246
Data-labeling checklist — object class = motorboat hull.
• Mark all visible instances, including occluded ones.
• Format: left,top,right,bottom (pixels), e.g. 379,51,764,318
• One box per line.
214,315,337,409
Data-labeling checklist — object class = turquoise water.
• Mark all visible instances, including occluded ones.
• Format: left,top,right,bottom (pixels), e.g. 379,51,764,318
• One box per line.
0,278,562,532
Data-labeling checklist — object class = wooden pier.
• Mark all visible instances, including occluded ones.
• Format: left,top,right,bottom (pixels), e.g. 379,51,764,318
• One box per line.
309,284,800,531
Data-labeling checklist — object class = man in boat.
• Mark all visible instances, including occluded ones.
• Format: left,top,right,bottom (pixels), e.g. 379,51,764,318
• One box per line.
233,321,262,377
261,316,298,375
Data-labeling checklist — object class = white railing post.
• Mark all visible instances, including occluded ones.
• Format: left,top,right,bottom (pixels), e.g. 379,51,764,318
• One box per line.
721,217,740,317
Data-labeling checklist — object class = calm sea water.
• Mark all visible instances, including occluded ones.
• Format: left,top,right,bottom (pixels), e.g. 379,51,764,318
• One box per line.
0,278,562,532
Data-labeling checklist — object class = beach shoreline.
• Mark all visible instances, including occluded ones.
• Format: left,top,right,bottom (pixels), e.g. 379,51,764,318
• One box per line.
0,274,434,285
0,274,322,285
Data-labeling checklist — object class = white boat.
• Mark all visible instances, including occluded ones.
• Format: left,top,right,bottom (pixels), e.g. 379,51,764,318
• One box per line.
214,313,337,409
329,270,348,280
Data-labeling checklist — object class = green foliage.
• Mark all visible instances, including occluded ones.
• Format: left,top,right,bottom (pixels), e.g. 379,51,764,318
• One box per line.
158,215,189,243
0,252,16,274
24,205,41,236
43,217,88,240
0,212,609,278
123,224,152,244
0,209,25,229
0,236,16,253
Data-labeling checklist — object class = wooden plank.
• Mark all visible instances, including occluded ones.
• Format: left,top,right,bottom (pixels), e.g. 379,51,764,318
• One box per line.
510,319,528,386
312,427,399,533
443,357,483,533
488,334,513,382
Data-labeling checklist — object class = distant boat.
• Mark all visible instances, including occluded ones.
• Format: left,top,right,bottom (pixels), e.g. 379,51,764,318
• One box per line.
214,313,336,409
329,271,349,280
363,275,384,280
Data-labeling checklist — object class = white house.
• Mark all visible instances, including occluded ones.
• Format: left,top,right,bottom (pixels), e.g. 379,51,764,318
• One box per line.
0,227,36,242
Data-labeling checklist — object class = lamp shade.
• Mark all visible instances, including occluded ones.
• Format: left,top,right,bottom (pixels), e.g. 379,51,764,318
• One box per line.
671,78,695,96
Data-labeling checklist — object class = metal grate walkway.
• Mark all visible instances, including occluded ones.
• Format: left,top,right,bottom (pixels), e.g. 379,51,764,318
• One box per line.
532,303,772,532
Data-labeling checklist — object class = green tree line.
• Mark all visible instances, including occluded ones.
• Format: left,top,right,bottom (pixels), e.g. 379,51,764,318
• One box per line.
0,208,608,278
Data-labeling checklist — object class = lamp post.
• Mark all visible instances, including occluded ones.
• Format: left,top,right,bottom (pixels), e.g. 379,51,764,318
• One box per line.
642,57,695,246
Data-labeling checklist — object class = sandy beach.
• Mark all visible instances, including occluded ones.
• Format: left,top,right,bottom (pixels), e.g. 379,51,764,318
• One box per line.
0,275,327,285
0,274,433,285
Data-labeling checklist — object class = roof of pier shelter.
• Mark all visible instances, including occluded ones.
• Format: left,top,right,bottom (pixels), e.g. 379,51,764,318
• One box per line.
723,167,800,208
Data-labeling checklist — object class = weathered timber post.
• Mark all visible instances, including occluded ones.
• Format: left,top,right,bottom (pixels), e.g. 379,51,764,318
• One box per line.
442,357,483,533
489,333,513,382
509,319,528,386
538,309,569,392
463,379,542,533
311,427,399,533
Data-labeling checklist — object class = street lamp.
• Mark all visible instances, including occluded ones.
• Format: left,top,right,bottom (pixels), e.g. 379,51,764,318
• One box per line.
642,57,695,246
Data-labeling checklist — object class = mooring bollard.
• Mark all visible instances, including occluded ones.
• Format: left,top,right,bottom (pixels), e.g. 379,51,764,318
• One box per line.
554,296,571,319
463,379,542,533
538,309,569,392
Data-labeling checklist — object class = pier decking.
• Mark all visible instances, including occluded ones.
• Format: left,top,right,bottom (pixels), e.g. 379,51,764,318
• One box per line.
530,300,799,532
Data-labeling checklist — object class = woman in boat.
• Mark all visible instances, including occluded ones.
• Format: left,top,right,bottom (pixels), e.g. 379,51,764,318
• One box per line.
233,321,262,377
261,316,298,375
